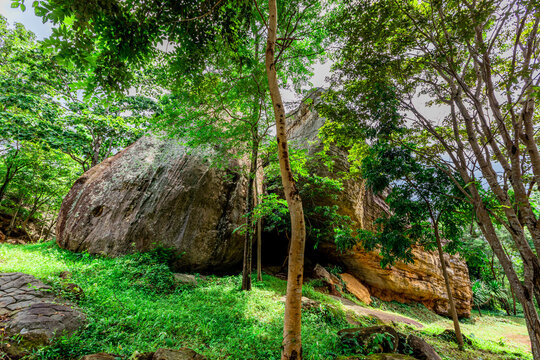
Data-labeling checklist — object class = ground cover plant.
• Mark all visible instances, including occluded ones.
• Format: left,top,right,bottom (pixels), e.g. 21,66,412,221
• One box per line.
0,241,534,360
0,242,349,360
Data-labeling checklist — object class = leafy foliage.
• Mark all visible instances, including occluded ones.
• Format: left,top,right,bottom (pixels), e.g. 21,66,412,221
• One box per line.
259,146,358,250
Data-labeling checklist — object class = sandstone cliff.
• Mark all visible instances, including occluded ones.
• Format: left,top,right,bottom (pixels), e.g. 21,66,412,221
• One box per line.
287,92,472,317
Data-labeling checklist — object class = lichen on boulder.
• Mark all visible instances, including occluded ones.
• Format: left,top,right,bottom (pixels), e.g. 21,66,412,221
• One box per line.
56,136,248,272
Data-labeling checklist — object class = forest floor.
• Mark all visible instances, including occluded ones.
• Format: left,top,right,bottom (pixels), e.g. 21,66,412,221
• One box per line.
0,241,533,360
333,295,531,352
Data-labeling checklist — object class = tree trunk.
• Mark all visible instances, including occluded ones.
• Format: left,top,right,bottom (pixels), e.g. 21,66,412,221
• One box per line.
242,134,259,291
38,204,52,241
255,172,263,282
474,201,540,359
534,289,540,315
0,164,16,205
45,216,57,241
90,137,102,169
266,1,306,358
512,286,517,316
7,198,23,237
21,198,40,234
434,225,464,350
521,286,540,359
0,176,9,205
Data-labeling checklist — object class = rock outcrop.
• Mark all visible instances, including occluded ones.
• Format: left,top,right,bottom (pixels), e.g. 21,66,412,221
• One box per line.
322,243,473,318
56,137,247,272
340,273,372,305
56,93,472,317
85,348,206,360
0,273,85,358
287,92,472,317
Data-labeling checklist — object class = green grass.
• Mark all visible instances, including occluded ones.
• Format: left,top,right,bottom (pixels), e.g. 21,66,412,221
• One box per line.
0,242,533,360
374,302,532,360
0,242,351,360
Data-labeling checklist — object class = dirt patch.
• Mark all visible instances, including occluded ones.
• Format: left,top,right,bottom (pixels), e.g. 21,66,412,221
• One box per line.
504,333,531,348
331,295,424,328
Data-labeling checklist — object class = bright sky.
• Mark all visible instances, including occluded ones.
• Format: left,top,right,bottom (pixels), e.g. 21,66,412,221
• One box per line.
0,1,52,39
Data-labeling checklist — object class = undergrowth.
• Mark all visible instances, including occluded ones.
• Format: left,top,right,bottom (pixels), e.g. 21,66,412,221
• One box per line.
0,242,350,360
0,242,533,360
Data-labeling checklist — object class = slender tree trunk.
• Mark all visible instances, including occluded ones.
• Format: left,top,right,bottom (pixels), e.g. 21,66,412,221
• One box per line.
0,149,21,205
512,286,517,316
21,199,40,234
45,216,57,241
90,137,102,168
39,220,45,241
0,165,15,205
434,225,464,350
255,172,263,282
7,198,23,237
0,177,9,205
266,1,306,358
242,134,259,291
38,204,52,241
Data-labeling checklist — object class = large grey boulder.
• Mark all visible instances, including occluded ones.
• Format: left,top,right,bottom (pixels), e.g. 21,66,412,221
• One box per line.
56,137,247,271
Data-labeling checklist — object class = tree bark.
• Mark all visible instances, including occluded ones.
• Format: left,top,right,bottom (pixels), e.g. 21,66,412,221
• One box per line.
242,133,259,291
44,216,57,241
266,1,306,358
474,200,540,359
512,286,517,316
255,172,263,282
434,225,464,350
7,197,23,237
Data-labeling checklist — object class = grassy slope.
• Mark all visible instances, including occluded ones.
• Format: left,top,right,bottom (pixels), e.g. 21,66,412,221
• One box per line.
0,242,532,360
372,301,531,359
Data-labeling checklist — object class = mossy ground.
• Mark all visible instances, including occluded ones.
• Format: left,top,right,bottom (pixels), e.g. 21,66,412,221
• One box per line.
0,242,532,360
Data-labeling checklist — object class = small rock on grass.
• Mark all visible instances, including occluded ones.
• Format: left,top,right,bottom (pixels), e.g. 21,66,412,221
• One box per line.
81,353,119,360
153,348,206,360
365,354,417,360
407,335,442,360
173,274,198,286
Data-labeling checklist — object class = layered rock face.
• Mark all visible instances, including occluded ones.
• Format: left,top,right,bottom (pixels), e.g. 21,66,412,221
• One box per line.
320,242,472,317
287,93,472,317
56,137,247,272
